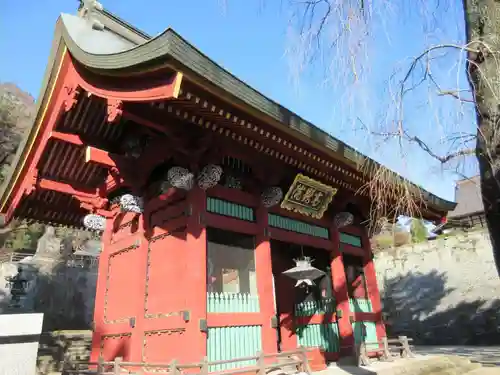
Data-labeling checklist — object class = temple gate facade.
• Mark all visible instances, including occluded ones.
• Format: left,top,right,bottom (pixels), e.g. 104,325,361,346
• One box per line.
0,1,455,371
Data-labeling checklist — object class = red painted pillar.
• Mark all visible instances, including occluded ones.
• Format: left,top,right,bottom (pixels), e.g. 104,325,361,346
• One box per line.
185,187,207,361
129,214,149,362
329,226,354,355
255,205,277,354
90,216,114,362
361,230,386,339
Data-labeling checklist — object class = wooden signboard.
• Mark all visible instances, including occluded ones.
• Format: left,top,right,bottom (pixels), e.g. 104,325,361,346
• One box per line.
281,174,337,219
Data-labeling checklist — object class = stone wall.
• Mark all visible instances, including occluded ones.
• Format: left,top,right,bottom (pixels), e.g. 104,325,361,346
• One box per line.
0,226,98,331
374,229,500,345
0,260,97,331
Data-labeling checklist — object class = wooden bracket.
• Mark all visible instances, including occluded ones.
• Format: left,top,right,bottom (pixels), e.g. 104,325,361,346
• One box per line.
23,169,39,196
62,83,80,112
107,98,123,123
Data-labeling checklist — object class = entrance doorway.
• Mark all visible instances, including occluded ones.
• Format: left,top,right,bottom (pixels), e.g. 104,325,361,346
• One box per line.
270,240,339,358
205,227,265,371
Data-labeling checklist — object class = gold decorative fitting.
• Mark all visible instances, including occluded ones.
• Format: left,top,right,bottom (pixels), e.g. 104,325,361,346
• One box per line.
281,174,337,219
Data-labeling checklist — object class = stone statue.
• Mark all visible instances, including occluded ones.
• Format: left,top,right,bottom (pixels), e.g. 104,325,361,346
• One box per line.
33,226,62,262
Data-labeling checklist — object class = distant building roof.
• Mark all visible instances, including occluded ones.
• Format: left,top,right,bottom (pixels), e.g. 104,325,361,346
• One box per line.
448,176,484,219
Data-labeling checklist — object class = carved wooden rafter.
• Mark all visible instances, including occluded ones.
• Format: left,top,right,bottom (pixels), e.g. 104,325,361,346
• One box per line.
174,87,364,190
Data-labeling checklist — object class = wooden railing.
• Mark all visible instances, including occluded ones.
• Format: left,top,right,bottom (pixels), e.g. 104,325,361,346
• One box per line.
63,347,313,375
352,336,415,366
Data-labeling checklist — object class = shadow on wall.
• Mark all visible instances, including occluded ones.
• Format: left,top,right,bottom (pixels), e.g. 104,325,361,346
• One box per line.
382,270,500,345
1,259,96,331
31,261,95,331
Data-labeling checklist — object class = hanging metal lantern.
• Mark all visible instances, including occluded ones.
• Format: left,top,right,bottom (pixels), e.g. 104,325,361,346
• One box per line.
83,214,106,231
282,257,325,288
333,212,354,228
119,194,144,214
197,164,223,190
261,187,283,208
167,167,194,191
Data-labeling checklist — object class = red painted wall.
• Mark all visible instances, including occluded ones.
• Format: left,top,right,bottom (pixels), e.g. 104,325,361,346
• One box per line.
91,191,207,364
90,187,385,368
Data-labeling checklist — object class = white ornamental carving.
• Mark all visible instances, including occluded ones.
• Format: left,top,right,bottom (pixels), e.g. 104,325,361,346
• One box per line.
83,214,106,231
333,212,354,228
119,194,144,214
167,167,194,191
197,164,223,190
261,187,283,208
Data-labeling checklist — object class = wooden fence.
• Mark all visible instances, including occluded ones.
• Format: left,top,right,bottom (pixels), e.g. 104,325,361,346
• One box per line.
63,347,313,375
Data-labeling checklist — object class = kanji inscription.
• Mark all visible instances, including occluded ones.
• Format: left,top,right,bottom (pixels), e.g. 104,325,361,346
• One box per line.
280,174,337,219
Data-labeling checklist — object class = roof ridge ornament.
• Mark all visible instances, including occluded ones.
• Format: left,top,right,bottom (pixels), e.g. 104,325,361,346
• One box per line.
78,0,105,31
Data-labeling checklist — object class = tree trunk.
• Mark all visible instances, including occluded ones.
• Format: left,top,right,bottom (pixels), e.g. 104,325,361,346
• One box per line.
463,0,500,275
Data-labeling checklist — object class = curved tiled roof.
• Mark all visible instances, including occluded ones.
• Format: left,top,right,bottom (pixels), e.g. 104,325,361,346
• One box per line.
0,1,457,220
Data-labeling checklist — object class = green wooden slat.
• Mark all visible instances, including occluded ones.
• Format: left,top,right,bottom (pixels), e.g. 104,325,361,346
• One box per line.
207,292,260,313
352,321,379,351
206,197,255,221
297,323,340,352
208,325,262,371
268,214,329,239
339,232,362,247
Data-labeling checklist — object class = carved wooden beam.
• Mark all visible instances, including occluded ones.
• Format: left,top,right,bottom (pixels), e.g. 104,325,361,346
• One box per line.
85,146,117,168
37,178,98,198
49,131,85,146
70,63,184,102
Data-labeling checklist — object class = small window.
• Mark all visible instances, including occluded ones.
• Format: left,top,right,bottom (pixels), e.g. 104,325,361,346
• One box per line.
207,228,257,295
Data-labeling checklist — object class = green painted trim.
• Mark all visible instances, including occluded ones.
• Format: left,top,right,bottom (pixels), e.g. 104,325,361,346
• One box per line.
349,298,373,313
206,197,255,221
339,232,362,247
297,323,340,352
268,214,329,239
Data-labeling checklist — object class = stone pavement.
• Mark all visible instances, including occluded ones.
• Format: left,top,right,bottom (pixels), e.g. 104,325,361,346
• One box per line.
415,346,500,367
314,355,498,375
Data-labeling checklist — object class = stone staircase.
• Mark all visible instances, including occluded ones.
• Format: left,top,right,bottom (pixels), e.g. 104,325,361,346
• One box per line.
36,330,92,375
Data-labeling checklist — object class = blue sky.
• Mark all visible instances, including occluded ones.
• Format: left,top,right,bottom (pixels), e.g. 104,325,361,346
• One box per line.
0,0,477,202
